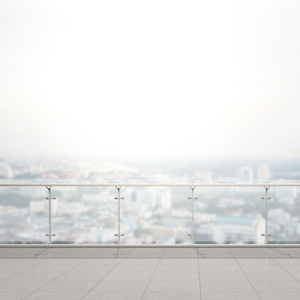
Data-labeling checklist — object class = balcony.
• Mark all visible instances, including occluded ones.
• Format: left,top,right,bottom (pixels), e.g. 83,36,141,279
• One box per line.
1,183,300,299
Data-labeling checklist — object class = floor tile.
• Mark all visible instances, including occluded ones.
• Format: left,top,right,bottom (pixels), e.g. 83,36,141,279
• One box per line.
199,264,241,272
243,269,295,280
152,272,199,280
114,265,157,272
251,280,300,292
39,259,84,265
160,259,198,265
8,271,62,281
201,291,260,300
23,291,87,300
200,271,247,280
81,259,122,265
54,271,108,280
258,291,300,300
0,279,50,292
142,291,201,300
199,259,238,265
104,271,154,281
93,280,149,291
201,280,253,292
38,280,99,292
119,259,159,265
83,291,144,299
0,291,32,300
237,259,277,265
27,264,74,273
147,280,200,291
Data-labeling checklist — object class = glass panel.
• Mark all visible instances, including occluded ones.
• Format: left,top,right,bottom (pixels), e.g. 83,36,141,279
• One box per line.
0,186,47,244
51,186,117,244
269,186,300,244
194,186,265,244
121,186,191,245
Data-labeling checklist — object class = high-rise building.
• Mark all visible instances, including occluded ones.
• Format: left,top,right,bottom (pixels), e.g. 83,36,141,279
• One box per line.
257,164,270,182
237,166,254,182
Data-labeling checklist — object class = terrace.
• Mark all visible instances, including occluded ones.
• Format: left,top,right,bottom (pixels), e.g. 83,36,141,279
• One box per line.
0,183,300,299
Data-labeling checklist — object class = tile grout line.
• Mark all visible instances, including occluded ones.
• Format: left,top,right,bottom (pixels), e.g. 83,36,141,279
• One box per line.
260,247,300,285
80,247,137,300
196,249,202,300
0,248,54,285
21,247,105,299
266,247,293,259
0,247,69,299
228,248,262,300
140,248,167,300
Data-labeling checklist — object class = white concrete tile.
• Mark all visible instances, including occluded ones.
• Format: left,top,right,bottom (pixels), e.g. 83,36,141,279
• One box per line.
8,271,62,281
160,259,198,265
280,265,300,273
27,265,74,273
142,291,201,300
113,265,157,272
147,280,200,292
0,266,33,273
93,280,149,291
80,259,122,265
201,291,260,300
0,259,9,264
243,270,295,280
200,271,247,281
0,291,32,300
199,265,242,272
239,265,284,273
258,291,300,300
0,274,18,281
39,259,84,265
157,263,198,269
251,280,300,292
54,271,107,281
38,280,99,292
70,265,115,273
199,259,238,265
119,259,159,265
83,291,144,300
152,272,199,281
275,259,300,265
237,259,277,265
1,259,42,266
23,291,87,300
0,279,50,292
201,280,253,292
104,271,154,281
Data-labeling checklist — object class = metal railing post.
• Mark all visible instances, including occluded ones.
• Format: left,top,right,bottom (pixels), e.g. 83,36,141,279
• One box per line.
261,186,271,244
188,186,198,244
114,186,124,245
45,186,56,244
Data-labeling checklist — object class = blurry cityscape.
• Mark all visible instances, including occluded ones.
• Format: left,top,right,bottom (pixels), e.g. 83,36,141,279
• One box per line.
0,158,300,244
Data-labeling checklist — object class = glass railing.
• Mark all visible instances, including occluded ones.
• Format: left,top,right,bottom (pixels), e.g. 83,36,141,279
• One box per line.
0,183,299,245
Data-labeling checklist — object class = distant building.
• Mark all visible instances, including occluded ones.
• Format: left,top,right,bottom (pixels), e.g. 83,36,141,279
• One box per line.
257,164,269,182
0,161,14,179
237,167,253,182
213,215,265,244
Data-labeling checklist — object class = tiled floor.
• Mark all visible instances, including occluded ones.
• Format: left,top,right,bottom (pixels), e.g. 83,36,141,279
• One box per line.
0,247,300,299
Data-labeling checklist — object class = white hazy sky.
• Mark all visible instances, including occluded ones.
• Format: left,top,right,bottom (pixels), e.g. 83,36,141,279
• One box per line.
1,0,300,161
